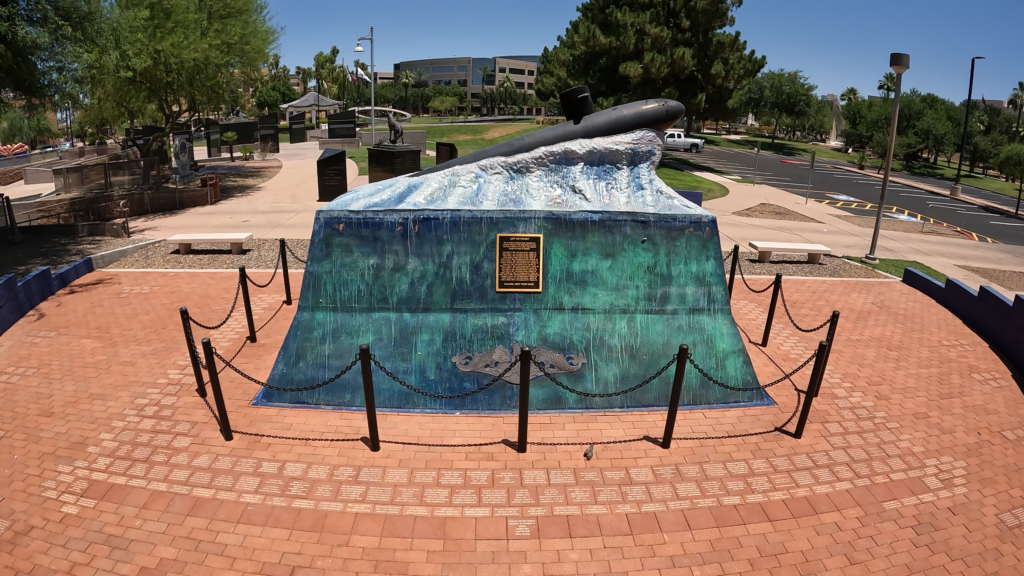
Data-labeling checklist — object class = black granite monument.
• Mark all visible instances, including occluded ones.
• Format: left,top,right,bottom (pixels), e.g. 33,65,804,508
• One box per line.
326,110,357,139
259,113,280,153
317,149,348,201
205,119,222,158
368,146,420,183
288,112,307,144
435,142,458,165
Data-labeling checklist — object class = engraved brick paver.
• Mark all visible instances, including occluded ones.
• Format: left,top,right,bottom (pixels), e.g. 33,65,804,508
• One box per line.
1,270,1024,574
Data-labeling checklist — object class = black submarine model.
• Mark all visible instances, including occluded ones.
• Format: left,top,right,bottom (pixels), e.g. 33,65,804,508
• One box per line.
415,85,685,176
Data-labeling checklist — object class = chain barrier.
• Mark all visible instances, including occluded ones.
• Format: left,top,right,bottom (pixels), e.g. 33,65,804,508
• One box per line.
371,355,519,399
779,286,831,333
381,439,505,448
736,258,774,293
676,386,803,441
202,397,361,442
245,252,280,289
188,281,242,330
688,349,817,392
212,349,360,392
184,320,206,370
283,241,307,264
531,356,677,398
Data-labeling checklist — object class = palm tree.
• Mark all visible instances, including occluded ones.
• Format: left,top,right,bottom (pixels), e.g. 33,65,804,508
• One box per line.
498,74,516,115
476,64,493,115
399,70,415,112
840,87,861,103
294,66,313,95
877,72,896,98
411,68,429,116
1008,81,1024,139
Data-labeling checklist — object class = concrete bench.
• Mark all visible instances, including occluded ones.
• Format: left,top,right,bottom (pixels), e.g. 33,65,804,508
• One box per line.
167,233,252,255
748,241,831,264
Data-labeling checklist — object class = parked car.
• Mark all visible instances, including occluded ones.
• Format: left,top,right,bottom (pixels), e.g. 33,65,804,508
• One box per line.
664,130,704,153
38,144,58,151
59,141,73,149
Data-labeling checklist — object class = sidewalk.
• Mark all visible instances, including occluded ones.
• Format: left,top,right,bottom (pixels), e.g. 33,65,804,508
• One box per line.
698,171,1024,296
129,142,366,240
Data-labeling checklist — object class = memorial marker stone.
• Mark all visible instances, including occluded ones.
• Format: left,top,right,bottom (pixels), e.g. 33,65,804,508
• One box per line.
436,142,458,165
327,110,357,139
317,149,348,202
368,145,420,183
259,112,280,153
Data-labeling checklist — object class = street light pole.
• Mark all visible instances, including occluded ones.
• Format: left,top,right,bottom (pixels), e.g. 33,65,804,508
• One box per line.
354,25,375,144
863,53,910,266
952,56,985,197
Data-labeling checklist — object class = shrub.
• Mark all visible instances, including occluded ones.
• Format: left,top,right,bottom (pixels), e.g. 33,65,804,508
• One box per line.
238,145,255,160
257,141,276,160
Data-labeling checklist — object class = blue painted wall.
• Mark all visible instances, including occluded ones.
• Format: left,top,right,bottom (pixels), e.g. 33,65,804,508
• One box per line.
0,258,94,336
903,268,1024,376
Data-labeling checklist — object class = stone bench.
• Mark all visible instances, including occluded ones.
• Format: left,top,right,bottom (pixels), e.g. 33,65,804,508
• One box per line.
167,233,252,255
748,241,831,264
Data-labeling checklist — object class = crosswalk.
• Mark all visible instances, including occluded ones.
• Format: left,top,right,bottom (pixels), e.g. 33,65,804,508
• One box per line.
814,199,996,243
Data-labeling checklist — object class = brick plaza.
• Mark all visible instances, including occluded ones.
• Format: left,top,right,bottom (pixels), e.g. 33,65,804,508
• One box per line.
1,271,1023,575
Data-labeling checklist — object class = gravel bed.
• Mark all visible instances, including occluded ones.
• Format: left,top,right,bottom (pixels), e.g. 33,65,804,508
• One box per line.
1,235,149,279
733,203,821,223
108,238,309,270
958,266,1024,291
722,251,887,279
833,214,968,240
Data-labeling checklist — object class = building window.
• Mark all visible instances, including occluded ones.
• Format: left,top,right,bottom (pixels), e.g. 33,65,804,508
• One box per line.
509,68,526,75
432,66,455,73
457,79,467,87
514,81,525,89
527,83,534,90
457,65,468,72
528,70,534,76
432,79,452,86
498,66,507,73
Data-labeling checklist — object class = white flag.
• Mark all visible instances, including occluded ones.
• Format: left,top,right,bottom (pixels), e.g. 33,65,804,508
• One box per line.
357,67,371,82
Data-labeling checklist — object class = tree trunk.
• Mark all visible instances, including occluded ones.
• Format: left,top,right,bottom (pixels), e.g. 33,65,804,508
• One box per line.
771,118,779,143
1017,108,1022,139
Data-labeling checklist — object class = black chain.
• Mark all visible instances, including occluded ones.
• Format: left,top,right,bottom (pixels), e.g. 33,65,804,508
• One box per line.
245,252,280,288
381,439,505,447
284,241,307,264
688,349,817,392
371,355,519,399
676,386,804,441
736,258,775,293
779,286,831,333
184,320,207,369
533,438,647,446
531,356,676,398
188,281,241,330
213,349,360,392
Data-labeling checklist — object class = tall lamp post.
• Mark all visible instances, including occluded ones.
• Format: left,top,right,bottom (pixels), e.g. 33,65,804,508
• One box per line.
354,26,375,144
951,56,985,198
863,53,910,266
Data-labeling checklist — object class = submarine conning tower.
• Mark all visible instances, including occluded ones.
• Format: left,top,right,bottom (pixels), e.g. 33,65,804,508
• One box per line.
560,85,596,124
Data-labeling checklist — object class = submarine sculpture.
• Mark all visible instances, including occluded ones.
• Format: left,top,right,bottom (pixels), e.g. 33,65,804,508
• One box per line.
416,85,685,175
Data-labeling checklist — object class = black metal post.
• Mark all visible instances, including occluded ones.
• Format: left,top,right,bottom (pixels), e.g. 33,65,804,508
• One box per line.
238,266,257,342
517,346,531,453
180,307,206,398
661,344,689,449
761,274,782,346
200,337,233,441
359,344,380,452
728,244,739,298
816,311,841,398
4,195,23,243
954,57,983,186
791,340,829,439
279,239,292,306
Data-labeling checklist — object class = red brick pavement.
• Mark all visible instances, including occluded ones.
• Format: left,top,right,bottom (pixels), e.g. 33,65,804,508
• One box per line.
1,270,1023,575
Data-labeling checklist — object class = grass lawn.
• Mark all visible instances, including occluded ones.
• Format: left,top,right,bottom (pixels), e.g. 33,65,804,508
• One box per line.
347,124,542,175
841,256,948,283
655,164,729,201
700,134,860,164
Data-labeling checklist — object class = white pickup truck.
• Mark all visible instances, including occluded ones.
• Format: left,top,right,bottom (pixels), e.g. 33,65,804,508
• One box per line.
664,130,704,153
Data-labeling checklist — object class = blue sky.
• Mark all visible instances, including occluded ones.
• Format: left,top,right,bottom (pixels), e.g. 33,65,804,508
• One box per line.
269,0,1024,103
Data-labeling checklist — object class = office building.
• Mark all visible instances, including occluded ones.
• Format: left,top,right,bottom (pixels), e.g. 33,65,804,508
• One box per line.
393,56,541,114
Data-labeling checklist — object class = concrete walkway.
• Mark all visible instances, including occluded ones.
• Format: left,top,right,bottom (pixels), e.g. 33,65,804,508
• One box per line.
130,142,365,240
700,171,1024,296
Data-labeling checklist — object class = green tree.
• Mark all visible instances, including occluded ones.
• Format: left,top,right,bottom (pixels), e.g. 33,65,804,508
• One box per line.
534,0,764,124
399,70,414,112
429,95,459,121
222,130,238,162
412,68,429,115
731,68,817,143
877,72,896,98
78,0,277,156
840,87,861,103
0,106,59,148
294,66,313,95
476,64,494,115
997,143,1024,213
254,80,299,114
1008,81,1024,140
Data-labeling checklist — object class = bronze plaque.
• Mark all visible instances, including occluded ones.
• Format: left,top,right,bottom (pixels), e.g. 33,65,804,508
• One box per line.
495,234,543,293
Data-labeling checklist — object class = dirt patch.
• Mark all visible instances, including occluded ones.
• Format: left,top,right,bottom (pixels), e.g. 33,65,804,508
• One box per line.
733,203,821,223
833,214,968,240
958,266,1024,292
108,238,308,270
1,235,149,279
481,125,534,140
722,251,887,280
198,159,282,200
